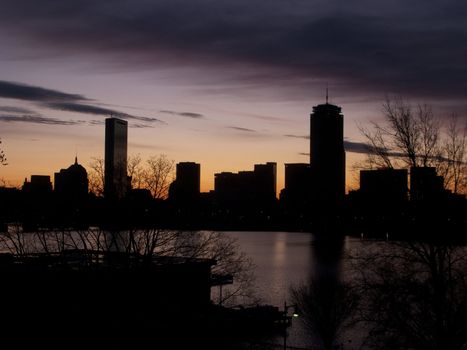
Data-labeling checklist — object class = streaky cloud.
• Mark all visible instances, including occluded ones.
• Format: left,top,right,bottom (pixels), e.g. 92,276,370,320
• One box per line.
130,123,155,129
179,112,204,118
286,135,387,155
0,80,86,102
344,139,406,157
160,110,204,119
0,106,36,114
284,134,310,140
46,102,166,124
343,140,372,154
88,120,104,126
0,114,82,125
227,126,257,132
129,142,165,150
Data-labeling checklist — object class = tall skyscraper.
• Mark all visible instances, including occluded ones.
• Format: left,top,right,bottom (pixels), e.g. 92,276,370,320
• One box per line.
104,117,128,200
309,101,345,207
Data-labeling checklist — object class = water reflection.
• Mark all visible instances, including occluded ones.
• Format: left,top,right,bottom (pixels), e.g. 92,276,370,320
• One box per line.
293,233,356,350
229,231,467,350
227,232,359,349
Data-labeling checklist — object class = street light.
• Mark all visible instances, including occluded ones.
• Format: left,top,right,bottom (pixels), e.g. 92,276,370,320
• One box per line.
283,301,299,350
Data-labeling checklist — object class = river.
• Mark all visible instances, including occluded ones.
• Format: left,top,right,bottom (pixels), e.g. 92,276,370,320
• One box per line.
223,231,360,349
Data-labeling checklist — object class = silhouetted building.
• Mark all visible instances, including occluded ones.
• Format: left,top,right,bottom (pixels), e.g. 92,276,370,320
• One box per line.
309,101,345,208
22,175,54,229
360,168,408,205
0,187,22,226
52,157,90,228
104,117,128,200
0,250,217,347
280,163,312,205
215,171,253,205
410,167,445,202
214,162,277,211
254,162,277,201
169,162,201,204
279,163,313,228
22,175,52,194
54,157,88,200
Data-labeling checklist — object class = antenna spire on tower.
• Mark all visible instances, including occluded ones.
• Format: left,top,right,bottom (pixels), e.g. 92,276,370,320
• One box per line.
326,85,329,104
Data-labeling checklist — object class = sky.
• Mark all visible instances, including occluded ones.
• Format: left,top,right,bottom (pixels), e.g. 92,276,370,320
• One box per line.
0,0,466,192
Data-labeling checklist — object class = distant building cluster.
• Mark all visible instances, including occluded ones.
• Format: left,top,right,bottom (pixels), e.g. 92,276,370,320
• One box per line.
1,103,466,235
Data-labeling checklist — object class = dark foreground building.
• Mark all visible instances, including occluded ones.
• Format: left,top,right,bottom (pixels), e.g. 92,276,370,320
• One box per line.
0,250,216,347
0,248,288,348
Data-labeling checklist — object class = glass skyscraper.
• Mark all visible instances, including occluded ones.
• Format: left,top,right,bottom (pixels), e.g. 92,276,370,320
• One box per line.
104,117,128,200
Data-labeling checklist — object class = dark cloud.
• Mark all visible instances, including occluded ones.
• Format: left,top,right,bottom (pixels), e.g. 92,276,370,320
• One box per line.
284,134,310,140
287,135,386,155
179,112,203,118
130,123,155,129
0,80,86,102
129,142,164,150
343,139,406,157
88,120,104,126
0,106,36,114
227,126,257,132
0,80,165,124
0,114,82,125
343,140,372,154
1,1,467,102
46,102,165,123
160,110,204,119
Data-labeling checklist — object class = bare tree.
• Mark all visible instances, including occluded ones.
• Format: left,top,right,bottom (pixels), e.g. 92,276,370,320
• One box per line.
0,224,29,255
357,122,395,169
359,98,438,169
144,154,175,199
0,139,7,166
172,231,258,306
416,104,441,167
360,98,467,193
127,154,144,189
88,154,175,198
0,228,257,306
88,157,105,196
292,280,358,350
443,116,467,194
352,240,467,350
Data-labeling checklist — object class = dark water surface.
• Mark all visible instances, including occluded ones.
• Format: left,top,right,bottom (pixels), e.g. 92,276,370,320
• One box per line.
223,231,363,349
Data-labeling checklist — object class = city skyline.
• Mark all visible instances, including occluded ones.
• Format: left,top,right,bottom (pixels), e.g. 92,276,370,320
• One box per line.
1,0,466,192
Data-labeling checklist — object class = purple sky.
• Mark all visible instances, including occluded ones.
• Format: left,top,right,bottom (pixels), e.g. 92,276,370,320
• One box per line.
0,0,466,191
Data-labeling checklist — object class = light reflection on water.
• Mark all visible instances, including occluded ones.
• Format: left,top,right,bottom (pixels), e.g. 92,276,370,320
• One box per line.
223,231,364,349
223,231,315,349
224,231,313,307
